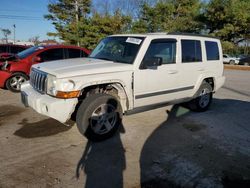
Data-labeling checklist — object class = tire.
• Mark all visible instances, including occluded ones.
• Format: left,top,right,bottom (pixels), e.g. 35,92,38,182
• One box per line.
76,93,123,141
6,73,28,92
229,60,235,65
188,82,213,112
244,62,250,66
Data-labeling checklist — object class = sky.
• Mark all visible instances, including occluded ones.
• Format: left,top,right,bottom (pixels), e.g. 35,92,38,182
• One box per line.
0,0,56,42
0,0,210,42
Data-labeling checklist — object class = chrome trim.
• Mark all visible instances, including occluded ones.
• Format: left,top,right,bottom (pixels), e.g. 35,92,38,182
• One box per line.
30,68,47,94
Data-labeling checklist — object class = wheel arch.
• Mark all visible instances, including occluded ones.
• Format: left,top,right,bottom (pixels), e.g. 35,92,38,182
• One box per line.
71,81,130,121
80,82,129,111
192,76,215,97
5,71,29,88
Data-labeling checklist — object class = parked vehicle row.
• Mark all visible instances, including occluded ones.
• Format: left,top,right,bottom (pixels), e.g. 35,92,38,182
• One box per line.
0,45,90,92
20,33,225,141
223,54,239,65
238,56,250,66
0,44,30,60
223,53,250,66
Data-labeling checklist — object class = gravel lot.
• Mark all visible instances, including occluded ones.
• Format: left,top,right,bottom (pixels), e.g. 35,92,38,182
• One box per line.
0,69,250,188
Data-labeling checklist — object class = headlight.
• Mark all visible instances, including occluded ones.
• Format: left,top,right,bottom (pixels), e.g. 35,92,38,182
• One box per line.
60,80,75,91
46,74,57,96
46,75,80,98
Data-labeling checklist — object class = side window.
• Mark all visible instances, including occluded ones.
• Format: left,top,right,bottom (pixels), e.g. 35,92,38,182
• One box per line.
38,48,64,62
181,40,202,63
142,39,176,66
11,46,25,54
68,48,82,58
0,46,7,53
205,41,220,61
81,50,88,57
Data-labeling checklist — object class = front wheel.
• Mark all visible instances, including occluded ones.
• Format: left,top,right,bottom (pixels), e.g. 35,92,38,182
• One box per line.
76,93,123,141
188,82,213,112
6,73,28,92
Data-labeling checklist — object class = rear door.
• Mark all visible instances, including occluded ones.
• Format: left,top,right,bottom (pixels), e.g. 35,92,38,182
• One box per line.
177,39,205,97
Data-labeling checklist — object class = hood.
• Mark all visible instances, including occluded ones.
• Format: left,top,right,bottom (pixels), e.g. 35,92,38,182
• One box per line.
32,58,133,78
0,54,19,62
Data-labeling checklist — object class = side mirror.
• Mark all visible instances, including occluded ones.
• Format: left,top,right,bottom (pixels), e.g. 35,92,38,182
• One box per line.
142,57,162,69
33,56,42,62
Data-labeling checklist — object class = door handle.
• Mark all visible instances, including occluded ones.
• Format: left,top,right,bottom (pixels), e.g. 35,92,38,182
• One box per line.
168,70,178,74
198,68,205,71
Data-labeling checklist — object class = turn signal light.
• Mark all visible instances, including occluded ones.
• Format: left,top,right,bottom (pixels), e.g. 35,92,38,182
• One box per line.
56,90,80,99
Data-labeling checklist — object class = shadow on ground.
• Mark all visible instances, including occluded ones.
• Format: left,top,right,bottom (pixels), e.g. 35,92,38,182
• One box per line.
0,105,25,126
76,125,126,188
14,118,72,138
140,99,250,188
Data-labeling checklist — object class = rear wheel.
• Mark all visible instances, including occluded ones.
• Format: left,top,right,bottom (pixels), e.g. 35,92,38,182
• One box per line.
76,93,122,141
229,60,235,65
188,82,213,112
6,73,28,92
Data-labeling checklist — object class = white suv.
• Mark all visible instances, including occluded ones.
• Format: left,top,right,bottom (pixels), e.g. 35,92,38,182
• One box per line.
21,33,225,141
223,54,239,65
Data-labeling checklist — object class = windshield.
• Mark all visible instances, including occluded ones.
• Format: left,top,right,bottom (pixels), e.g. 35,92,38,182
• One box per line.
89,36,144,64
17,46,44,59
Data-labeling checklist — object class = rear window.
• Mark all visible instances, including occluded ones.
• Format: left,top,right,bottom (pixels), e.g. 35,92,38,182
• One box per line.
205,41,220,60
181,40,202,63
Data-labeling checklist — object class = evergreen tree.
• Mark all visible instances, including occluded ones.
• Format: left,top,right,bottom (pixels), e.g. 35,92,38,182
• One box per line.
132,0,202,33
44,0,91,45
202,0,250,42
80,10,131,49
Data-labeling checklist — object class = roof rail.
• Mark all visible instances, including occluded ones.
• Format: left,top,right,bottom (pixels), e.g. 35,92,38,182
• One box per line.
168,32,219,39
147,32,168,35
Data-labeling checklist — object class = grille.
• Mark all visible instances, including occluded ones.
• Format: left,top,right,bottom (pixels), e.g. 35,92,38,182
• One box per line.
30,68,47,94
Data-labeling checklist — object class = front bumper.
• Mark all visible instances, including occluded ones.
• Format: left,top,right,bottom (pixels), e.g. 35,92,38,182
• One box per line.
0,70,11,88
21,82,78,123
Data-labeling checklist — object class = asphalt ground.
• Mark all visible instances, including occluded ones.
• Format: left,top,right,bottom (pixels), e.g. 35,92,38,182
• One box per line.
0,69,250,188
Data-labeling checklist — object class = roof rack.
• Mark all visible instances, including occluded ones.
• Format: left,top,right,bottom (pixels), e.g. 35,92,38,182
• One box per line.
168,32,219,39
147,32,168,35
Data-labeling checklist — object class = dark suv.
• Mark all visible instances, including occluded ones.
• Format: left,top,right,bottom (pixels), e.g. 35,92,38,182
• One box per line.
0,44,29,59
0,45,90,92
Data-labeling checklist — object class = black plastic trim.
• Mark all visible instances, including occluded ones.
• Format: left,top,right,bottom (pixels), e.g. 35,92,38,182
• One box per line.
135,86,194,99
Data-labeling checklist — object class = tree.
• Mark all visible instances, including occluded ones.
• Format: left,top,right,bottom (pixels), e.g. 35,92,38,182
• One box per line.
28,36,40,45
132,0,203,33
93,0,156,19
79,10,132,49
44,0,91,45
202,0,250,42
1,29,11,43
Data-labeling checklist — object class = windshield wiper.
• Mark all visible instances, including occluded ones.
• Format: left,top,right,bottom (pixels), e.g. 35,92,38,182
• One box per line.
94,57,113,61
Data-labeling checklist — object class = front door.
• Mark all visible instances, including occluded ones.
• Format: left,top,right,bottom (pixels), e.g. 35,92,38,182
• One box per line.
134,39,181,107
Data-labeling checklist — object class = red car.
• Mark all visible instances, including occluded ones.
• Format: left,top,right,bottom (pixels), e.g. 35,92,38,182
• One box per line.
0,45,90,92
0,44,29,60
